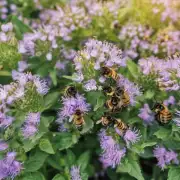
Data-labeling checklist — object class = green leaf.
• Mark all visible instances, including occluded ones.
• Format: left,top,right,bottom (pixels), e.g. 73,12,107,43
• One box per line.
21,172,45,180
141,142,157,148
44,92,59,110
50,69,57,86
52,174,65,180
164,140,180,150
117,159,144,180
168,167,180,180
77,151,90,171
154,128,171,140
52,132,80,151
80,116,94,134
24,151,48,172
127,60,140,79
93,96,104,111
66,150,76,167
144,90,155,99
39,138,55,154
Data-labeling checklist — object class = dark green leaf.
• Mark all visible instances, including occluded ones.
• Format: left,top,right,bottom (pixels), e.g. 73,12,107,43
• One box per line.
21,172,45,180
43,92,59,110
52,174,66,180
154,128,171,140
77,151,90,171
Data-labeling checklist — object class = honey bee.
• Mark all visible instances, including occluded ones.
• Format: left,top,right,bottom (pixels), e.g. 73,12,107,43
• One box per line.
101,66,120,81
152,103,172,124
64,86,77,97
114,118,129,134
166,52,180,60
103,86,114,96
71,109,85,131
96,114,115,126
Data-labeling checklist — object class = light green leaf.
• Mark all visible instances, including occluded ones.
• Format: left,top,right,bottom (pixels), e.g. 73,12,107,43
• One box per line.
168,167,180,180
50,69,57,86
117,159,144,180
44,92,59,110
144,90,155,99
77,151,90,171
52,132,80,151
93,96,104,111
24,151,48,172
154,128,171,139
141,142,157,148
80,116,94,134
127,60,140,79
39,138,55,154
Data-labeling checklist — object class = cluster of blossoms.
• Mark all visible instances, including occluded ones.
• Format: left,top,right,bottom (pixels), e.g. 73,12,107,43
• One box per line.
152,0,180,23
153,146,179,169
21,112,41,139
138,56,180,91
0,1,17,20
98,129,126,168
156,30,180,55
57,94,90,130
70,166,82,180
119,24,156,59
0,152,22,179
73,39,126,82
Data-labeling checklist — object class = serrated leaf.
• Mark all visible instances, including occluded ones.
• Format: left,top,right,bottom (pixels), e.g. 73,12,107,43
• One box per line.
24,151,48,172
154,128,171,139
52,174,65,180
168,167,180,180
117,159,144,180
77,151,90,171
39,138,55,154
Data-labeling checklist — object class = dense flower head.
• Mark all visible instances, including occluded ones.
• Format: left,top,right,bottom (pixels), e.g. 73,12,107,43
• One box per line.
58,94,90,121
21,112,41,139
139,56,180,91
0,152,22,179
163,96,176,106
119,24,155,59
0,140,8,151
83,79,97,91
138,104,155,124
173,110,180,127
153,146,179,169
70,166,82,180
98,129,126,168
123,128,141,147
117,75,141,105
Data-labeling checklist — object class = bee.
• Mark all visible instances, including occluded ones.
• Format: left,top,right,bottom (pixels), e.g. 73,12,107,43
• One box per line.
105,96,122,112
71,109,85,131
96,114,115,126
166,52,180,60
152,103,172,124
101,66,120,81
64,86,77,97
114,118,129,134
103,86,114,96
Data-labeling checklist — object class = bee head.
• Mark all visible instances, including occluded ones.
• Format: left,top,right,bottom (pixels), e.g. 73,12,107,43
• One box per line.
111,96,119,105
75,109,82,116
152,103,164,112
67,86,77,96
103,86,113,94
101,66,110,76
115,87,124,96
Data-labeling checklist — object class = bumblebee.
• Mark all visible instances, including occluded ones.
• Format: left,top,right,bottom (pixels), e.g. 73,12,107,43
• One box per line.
96,114,115,126
114,118,129,134
152,103,172,124
105,96,122,112
64,86,77,97
101,66,119,81
167,52,180,60
103,86,114,96
72,109,85,131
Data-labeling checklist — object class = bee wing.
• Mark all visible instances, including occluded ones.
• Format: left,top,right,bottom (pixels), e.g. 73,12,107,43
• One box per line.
69,116,74,122
96,119,102,124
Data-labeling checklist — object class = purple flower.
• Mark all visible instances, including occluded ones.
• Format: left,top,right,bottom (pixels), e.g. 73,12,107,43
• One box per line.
163,96,176,106
21,112,41,139
0,140,8,151
18,61,28,72
153,146,179,170
123,128,141,147
0,152,22,179
117,75,141,105
0,112,14,128
173,110,180,127
98,129,126,168
70,166,82,180
58,94,90,120
138,104,154,124
84,79,97,91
